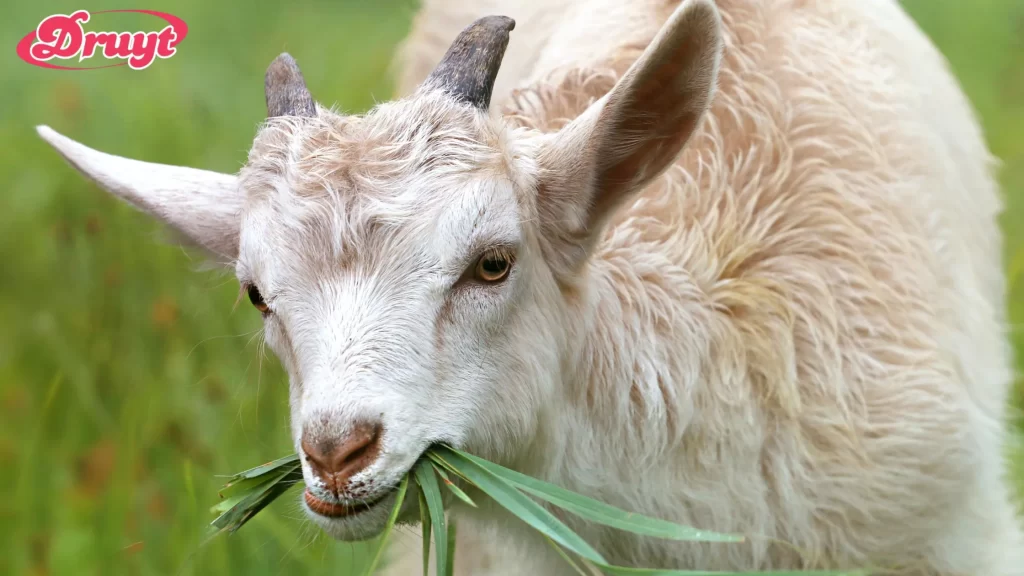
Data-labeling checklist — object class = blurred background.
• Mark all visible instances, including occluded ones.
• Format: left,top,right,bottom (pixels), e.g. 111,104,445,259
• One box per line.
1,1,1021,575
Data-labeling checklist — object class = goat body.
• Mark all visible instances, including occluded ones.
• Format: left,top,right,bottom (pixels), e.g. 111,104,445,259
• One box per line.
385,0,1023,574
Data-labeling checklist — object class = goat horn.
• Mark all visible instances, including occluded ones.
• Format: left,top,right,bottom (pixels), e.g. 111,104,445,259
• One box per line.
423,15,515,110
265,53,316,118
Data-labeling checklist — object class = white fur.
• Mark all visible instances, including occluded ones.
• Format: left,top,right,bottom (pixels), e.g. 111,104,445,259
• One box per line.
37,0,1022,574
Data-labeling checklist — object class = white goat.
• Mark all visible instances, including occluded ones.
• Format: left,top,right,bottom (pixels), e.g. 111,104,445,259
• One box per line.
37,0,1022,574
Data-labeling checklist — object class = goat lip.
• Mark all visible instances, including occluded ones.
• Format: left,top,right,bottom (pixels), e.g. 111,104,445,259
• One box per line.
303,489,388,519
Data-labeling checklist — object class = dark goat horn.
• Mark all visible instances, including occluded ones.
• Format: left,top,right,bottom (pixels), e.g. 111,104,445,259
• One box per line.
265,53,316,118
423,16,516,110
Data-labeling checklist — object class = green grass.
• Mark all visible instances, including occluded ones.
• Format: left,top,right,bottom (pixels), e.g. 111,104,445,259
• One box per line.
210,446,867,576
0,1,1021,575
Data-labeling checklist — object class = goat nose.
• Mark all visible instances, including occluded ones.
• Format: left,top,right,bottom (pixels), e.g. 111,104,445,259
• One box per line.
301,422,383,493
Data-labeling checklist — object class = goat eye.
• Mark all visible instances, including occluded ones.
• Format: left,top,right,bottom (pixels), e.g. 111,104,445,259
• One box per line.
474,251,513,283
247,285,269,313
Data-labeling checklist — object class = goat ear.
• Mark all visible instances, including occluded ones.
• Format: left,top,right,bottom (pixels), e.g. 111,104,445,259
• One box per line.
536,0,722,274
37,125,243,262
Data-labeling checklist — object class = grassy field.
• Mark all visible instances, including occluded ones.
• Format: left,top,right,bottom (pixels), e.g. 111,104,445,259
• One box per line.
1,1,1021,575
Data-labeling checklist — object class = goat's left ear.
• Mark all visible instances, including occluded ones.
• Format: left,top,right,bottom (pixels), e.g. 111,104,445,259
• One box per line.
536,0,722,275
36,125,242,262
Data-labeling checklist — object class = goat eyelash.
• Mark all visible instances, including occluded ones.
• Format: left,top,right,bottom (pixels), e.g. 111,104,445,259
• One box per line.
237,281,273,315
481,246,516,265
233,283,249,311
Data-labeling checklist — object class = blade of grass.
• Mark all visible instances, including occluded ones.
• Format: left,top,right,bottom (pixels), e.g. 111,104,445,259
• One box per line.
210,467,295,516
210,479,275,517
426,451,475,485
205,453,305,535
217,462,299,497
419,485,431,576
542,535,593,576
431,462,477,507
415,458,449,576
208,467,303,534
208,481,296,536
205,450,866,575
362,474,410,576
437,448,863,576
444,517,457,576
217,453,301,481
433,447,608,564
210,455,303,517
448,447,741,543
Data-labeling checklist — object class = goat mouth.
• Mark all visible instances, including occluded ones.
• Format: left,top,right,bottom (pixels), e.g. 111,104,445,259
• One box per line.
303,488,391,519
303,445,445,521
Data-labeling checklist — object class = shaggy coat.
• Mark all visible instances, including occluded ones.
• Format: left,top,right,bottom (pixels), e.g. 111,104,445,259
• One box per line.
384,0,1023,574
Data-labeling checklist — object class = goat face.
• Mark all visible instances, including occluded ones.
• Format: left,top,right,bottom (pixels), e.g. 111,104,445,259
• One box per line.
37,0,723,541
235,91,563,539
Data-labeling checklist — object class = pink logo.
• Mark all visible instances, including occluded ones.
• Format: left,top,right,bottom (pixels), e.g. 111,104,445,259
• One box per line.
17,10,188,70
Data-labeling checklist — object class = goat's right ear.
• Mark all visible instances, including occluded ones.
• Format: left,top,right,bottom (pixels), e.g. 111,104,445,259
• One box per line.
535,0,722,277
37,125,243,262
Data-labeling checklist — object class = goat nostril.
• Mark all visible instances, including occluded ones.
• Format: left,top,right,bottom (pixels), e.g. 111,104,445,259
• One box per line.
300,437,330,476
342,440,370,466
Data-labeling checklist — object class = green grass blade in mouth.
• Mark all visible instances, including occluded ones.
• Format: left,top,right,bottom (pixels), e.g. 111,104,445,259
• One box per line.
444,517,457,576
415,458,449,576
419,484,432,576
362,474,409,576
433,447,608,565
426,451,474,485
446,447,742,543
542,534,594,576
208,456,303,535
210,465,298,516
219,453,302,481
207,449,869,575
209,477,301,535
431,461,477,507
435,448,865,576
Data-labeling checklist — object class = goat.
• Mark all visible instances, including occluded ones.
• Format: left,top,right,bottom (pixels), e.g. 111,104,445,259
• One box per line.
37,0,1023,574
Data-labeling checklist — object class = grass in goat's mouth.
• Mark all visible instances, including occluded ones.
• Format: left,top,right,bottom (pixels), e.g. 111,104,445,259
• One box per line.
208,446,871,576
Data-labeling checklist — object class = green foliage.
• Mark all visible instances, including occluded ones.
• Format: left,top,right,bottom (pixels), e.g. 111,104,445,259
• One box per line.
414,459,448,576
363,475,408,576
0,1,1021,575
209,447,866,575
207,454,302,535
435,449,741,542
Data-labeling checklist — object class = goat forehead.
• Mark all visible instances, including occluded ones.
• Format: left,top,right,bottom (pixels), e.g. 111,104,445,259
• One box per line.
238,191,430,291
241,91,508,201
237,101,527,282
238,172,523,296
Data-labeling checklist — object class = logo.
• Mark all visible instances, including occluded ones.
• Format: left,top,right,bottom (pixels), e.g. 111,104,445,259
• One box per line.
17,10,188,70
